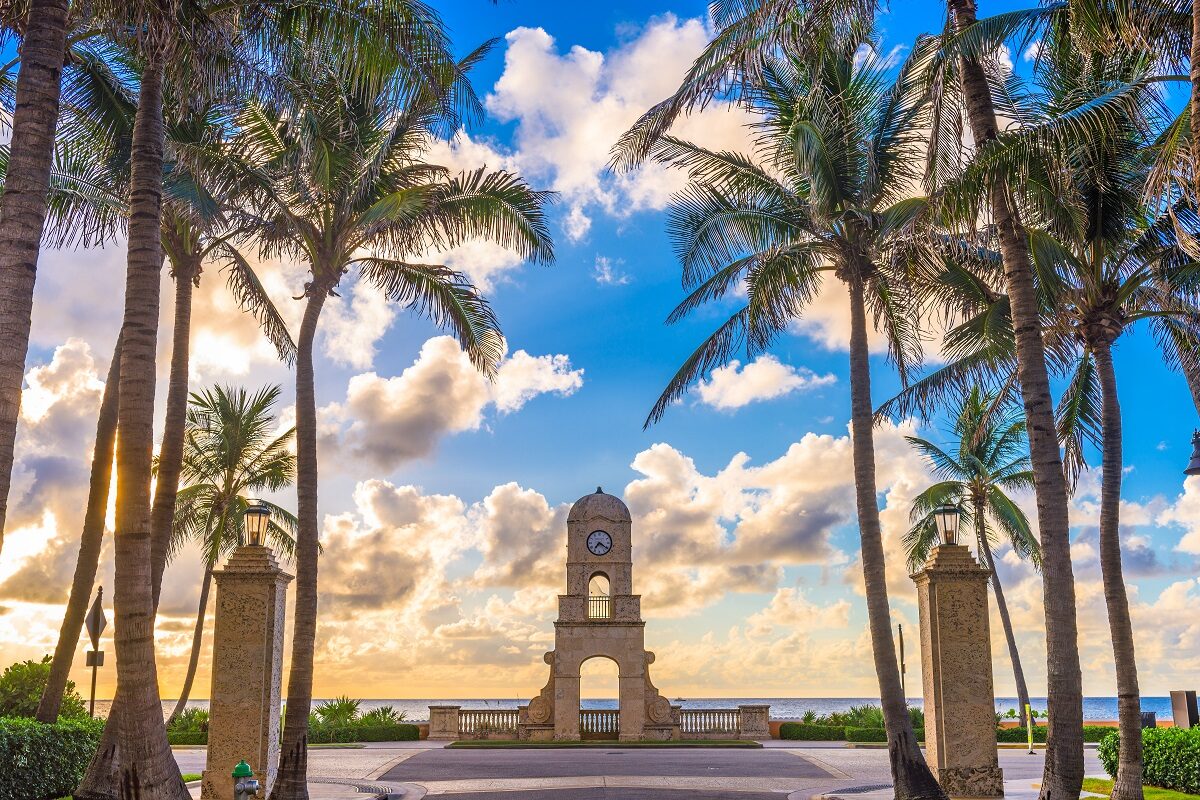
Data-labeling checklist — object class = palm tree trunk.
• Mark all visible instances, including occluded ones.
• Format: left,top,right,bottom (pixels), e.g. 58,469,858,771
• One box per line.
1092,344,1144,800
167,561,214,726
150,257,197,609
847,275,945,800
1191,0,1200,200
36,334,122,722
101,54,188,800
977,527,1032,731
945,4,1084,797
272,286,328,800
0,0,71,557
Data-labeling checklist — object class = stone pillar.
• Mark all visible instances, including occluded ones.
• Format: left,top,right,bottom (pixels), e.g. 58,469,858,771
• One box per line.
618,674,645,741
428,706,461,740
553,674,581,741
738,704,770,740
913,544,1004,799
202,546,293,800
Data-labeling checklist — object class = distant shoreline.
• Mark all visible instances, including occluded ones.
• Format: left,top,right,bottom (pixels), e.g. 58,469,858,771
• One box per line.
89,696,1182,724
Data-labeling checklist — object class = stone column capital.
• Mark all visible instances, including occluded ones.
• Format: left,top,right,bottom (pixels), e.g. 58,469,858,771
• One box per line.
910,543,991,586
213,545,294,584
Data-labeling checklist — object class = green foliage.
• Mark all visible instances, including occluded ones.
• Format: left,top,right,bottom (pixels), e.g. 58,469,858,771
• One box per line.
1100,728,1200,794
995,725,1112,743
167,707,209,733
309,724,420,744
845,726,889,742
908,707,925,729
0,716,104,800
779,723,845,741
0,658,87,719
360,705,406,726
997,725,1047,743
313,696,360,729
167,730,208,745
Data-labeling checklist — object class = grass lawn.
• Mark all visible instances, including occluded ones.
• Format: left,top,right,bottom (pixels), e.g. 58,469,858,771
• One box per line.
447,739,760,749
181,774,202,783
1083,779,1200,800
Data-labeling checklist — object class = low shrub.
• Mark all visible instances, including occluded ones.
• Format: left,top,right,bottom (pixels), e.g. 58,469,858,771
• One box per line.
1099,728,1200,795
0,657,88,719
167,730,208,745
168,707,209,733
845,726,888,742
996,726,1113,744
997,725,1047,743
0,715,104,800
779,723,845,741
309,723,419,743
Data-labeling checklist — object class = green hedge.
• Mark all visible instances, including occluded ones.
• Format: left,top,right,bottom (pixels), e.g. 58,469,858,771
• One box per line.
779,723,845,741
996,726,1113,744
845,726,888,742
309,723,420,743
1099,728,1200,794
168,730,208,745
0,716,104,800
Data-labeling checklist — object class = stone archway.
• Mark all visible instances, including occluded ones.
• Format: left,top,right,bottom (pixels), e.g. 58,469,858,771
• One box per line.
579,655,620,740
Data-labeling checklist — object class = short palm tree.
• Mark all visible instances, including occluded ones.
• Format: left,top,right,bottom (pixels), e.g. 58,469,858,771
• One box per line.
621,24,946,800
229,44,554,799
165,384,298,725
904,387,1039,728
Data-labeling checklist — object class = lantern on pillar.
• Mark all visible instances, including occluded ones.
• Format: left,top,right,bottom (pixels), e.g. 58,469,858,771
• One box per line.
1185,431,1200,476
933,503,961,546
244,501,271,547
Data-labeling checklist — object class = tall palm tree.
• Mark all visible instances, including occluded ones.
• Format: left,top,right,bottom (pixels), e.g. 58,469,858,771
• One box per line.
930,19,1200,795
166,384,298,724
934,4,1084,794
0,0,72,557
229,44,554,800
904,387,1039,729
626,26,946,800
24,48,297,723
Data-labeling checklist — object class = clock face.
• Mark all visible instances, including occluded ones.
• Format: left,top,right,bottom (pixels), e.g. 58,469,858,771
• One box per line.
587,530,613,556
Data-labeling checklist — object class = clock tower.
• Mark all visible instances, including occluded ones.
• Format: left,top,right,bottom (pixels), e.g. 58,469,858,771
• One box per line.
520,487,677,741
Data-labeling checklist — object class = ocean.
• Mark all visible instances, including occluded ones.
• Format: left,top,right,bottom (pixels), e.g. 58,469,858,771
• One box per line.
92,696,1179,723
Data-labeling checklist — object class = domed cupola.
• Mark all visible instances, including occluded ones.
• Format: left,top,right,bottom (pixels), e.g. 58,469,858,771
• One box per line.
567,486,632,523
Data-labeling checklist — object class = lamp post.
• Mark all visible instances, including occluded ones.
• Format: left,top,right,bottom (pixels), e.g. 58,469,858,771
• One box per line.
933,503,961,546
1185,431,1200,476
243,500,271,547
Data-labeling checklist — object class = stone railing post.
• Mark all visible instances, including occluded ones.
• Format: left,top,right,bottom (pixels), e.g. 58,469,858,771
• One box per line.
428,705,461,740
913,543,1004,798
738,704,770,740
201,546,293,800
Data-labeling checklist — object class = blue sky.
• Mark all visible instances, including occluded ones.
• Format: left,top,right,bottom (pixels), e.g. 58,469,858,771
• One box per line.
2,1,1200,700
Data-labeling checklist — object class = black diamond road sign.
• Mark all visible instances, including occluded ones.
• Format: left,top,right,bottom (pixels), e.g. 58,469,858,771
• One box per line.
85,589,106,648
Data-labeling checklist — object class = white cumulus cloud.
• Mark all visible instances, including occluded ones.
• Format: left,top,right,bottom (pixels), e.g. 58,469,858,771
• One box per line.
695,355,835,411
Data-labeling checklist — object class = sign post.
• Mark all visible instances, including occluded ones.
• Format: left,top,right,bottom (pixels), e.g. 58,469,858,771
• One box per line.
1025,703,1034,754
84,587,107,717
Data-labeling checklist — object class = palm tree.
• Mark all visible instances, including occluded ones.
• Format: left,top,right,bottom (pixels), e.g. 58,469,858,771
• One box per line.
166,384,298,724
77,7,462,797
0,0,72,557
904,386,1039,729
934,4,1085,794
929,19,1200,795
625,26,946,800
228,44,554,800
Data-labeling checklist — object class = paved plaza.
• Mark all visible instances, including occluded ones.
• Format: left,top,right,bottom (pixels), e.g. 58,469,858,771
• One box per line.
179,740,1105,800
